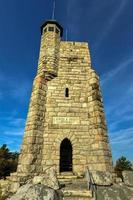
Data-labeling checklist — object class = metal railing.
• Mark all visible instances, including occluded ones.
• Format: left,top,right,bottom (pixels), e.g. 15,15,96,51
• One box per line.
86,168,97,200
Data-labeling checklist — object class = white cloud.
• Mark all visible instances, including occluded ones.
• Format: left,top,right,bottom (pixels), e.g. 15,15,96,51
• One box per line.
101,56,133,85
101,55,133,159
0,135,22,152
108,113,133,132
110,127,133,145
95,0,127,48
4,128,24,136
9,118,25,127
105,78,133,128
0,70,31,102
0,116,25,137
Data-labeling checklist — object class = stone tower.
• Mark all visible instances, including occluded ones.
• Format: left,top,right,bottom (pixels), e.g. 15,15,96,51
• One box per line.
16,20,113,182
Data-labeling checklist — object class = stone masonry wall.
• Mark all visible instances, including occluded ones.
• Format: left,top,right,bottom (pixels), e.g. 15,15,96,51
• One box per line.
37,23,61,78
16,22,113,181
41,41,113,175
17,23,61,179
17,75,46,177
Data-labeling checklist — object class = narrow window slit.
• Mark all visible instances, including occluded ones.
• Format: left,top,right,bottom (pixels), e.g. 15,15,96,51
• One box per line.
43,28,47,34
65,88,69,97
48,26,54,32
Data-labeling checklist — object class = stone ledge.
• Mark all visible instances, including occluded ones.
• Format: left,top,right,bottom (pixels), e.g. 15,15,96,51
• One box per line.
62,189,92,197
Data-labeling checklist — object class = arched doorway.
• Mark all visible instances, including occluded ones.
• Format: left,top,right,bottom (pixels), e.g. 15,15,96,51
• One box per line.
60,138,72,172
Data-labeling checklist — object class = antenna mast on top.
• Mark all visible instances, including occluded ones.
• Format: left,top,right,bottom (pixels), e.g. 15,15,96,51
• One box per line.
66,29,68,41
52,0,56,20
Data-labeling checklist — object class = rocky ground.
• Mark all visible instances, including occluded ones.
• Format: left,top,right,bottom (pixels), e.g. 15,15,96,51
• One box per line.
0,169,133,200
4,182,133,200
6,184,62,200
97,184,133,200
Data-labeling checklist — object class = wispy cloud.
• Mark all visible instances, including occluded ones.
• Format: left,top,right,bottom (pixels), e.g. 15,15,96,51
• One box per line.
0,71,31,102
101,52,133,161
4,128,24,136
0,115,25,151
9,118,25,127
0,134,22,152
104,71,133,122
95,0,127,48
111,127,133,145
109,113,133,132
101,56,133,85
1,117,25,135
110,127,133,162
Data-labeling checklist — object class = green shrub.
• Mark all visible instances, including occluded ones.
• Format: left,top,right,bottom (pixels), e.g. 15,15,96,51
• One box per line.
114,156,133,181
0,144,19,179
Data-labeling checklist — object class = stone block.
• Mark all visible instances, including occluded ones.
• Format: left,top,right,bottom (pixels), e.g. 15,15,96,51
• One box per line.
87,171,113,186
115,177,123,183
33,166,59,190
7,184,61,200
122,170,133,187
10,182,20,193
0,179,11,196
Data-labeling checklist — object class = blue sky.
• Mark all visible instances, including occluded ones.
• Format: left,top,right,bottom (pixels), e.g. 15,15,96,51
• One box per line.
0,0,133,163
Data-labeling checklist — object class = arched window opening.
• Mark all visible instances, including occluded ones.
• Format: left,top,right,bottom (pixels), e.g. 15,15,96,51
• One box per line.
60,138,72,172
65,88,69,97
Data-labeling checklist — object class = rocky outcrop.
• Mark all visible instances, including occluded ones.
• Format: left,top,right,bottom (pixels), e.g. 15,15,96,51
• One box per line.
122,170,133,187
86,170,113,186
7,184,62,200
97,184,133,200
0,179,12,198
1,170,133,200
32,166,59,190
85,170,133,199
0,166,59,199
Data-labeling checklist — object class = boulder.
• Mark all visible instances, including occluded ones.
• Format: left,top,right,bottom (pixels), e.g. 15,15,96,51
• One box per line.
0,179,11,197
10,182,20,193
86,171,113,186
97,184,133,200
115,177,122,184
122,170,133,187
7,183,62,200
32,166,59,190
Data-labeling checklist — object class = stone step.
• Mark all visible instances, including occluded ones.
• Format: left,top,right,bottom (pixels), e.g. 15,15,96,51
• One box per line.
58,173,87,189
62,189,93,200
57,172,78,180
58,173,78,185
58,176,78,183
63,197,94,200
57,175,87,184
57,172,84,182
59,172,74,176
58,175,78,179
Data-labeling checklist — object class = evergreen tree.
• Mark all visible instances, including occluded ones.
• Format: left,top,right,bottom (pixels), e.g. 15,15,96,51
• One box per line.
115,156,133,181
0,144,19,179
